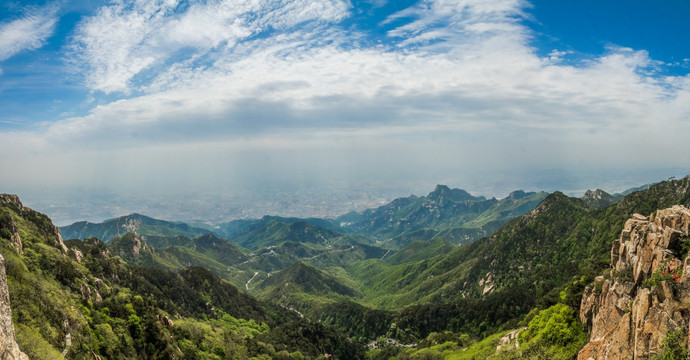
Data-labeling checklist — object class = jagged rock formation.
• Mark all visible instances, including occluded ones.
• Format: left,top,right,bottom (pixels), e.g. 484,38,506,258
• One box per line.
579,205,690,359
581,189,619,209
109,233,154,260
0,254,29,360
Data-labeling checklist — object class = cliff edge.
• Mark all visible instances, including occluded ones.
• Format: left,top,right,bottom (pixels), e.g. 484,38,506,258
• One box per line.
0,254,29,359
579,205,690,359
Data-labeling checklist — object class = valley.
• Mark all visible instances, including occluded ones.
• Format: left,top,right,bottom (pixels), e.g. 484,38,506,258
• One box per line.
3,1,687,358
2,177,690,359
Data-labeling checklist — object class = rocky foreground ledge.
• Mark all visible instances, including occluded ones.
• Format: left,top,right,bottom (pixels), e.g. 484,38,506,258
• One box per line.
579,205,690,359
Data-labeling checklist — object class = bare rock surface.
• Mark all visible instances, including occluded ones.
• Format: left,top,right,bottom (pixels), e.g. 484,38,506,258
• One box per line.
579,205,690,359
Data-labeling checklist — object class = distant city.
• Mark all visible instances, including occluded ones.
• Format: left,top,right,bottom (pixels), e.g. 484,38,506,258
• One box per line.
19,186,405,226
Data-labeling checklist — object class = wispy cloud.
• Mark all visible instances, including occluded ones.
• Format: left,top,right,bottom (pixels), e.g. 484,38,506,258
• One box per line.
69,0,351,94
0,5,58,62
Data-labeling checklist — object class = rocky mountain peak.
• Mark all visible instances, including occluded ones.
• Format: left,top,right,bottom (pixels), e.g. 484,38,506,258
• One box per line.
581,189,618,209
579,205,690,359
582,189,611,200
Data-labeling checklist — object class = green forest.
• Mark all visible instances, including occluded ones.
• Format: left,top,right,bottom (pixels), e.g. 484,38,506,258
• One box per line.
2,176,690,359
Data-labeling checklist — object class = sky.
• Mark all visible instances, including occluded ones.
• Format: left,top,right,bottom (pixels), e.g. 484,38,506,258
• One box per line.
1,0,690,223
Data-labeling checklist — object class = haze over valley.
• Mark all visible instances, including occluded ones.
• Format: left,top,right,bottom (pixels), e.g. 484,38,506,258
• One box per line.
2,0,690,359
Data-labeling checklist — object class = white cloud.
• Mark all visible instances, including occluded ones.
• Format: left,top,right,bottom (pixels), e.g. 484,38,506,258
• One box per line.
0,5,58,62
3,0,690,199
37,0,690,147
69,0,351,93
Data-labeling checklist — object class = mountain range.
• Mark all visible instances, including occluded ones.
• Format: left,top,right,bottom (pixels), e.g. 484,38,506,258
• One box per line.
3,178,687,359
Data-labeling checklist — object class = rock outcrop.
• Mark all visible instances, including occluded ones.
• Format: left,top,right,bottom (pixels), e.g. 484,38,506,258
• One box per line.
581,189,619,209
0,254,29,359
579,205,690,359
0,194,67,253
495,327,525,353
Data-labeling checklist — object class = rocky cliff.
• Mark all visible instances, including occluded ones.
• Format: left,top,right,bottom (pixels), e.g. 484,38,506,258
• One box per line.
0,254,28,360
579,205,690,359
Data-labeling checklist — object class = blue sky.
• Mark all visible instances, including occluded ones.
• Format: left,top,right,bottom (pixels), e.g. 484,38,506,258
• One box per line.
1,0,690,221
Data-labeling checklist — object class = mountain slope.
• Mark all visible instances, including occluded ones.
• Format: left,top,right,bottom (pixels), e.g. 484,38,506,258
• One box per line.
254,262,362,305
384,238,455,265
104,232,251,287
0,195,364,359
315,176,690,344
60,213,212,243
338,185,547,246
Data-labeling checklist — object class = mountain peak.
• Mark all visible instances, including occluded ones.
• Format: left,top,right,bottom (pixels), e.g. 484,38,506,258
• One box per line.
507,190,528,200
582,189,611,200
428,185,483,202
581,189,618,208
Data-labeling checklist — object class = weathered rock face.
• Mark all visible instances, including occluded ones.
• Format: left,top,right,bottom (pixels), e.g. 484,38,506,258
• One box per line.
0,254,29,360
579,205,690,360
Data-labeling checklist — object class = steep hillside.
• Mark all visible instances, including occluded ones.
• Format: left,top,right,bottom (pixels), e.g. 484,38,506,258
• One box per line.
0,194,364,359
344,192,590,309
384,238,455,265
168,233,248,266
352,177,690,310
60,213,212,243
255,262,361,303
318,176,690,346
338,185,492,238
103,233,251,286
101,229,386,291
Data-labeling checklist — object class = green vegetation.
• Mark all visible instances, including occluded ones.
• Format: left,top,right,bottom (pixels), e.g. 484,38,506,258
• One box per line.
338,185,548,247
653,326,690,360
229,219,370,251
385,238,456,265
60,213,212,243
0,196,364,359
513,304,587,358
6,176,690,359
254,262,362,306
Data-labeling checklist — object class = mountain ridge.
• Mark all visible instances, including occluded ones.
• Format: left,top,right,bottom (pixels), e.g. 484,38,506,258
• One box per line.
60,213,213,243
